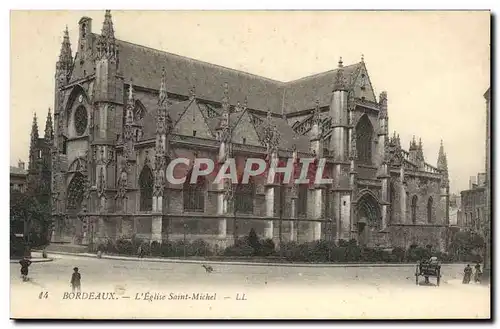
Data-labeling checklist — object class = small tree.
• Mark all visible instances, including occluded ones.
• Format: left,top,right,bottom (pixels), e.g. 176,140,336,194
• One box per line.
247,228,261,256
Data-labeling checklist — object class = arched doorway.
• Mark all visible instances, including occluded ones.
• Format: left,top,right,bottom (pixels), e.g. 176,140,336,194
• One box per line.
356,192,381,247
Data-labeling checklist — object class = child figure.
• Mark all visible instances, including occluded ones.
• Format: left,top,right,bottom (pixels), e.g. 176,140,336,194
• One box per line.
19,257,32,282
71,267,81,292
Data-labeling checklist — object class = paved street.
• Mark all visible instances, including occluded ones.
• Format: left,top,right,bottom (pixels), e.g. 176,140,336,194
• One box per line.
10,254,490,319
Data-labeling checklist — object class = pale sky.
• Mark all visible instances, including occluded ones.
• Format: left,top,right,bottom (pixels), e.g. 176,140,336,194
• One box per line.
10,10,490,194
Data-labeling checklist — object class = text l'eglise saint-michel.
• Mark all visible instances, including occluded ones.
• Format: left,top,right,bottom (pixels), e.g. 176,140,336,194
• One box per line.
135,292,217,301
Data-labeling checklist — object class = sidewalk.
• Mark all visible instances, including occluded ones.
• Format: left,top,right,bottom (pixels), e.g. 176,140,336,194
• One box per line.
10,254,54,264
43,250,426,268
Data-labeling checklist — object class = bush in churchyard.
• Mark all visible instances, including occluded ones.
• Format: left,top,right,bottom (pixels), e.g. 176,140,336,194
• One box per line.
259,238,275,257
150,241,162,257
115,238,134,255
392,247,406,262
247,228,262,255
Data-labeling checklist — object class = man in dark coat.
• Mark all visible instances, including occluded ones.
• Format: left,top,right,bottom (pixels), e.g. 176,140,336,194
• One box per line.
71,267,81,292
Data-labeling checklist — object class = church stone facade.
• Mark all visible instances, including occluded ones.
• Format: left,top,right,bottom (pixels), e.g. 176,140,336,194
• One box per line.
50,11,450,250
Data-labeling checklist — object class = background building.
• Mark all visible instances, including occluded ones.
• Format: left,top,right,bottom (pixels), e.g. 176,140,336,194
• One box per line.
10,160,27,193
50,11,450,250
459,174,487,231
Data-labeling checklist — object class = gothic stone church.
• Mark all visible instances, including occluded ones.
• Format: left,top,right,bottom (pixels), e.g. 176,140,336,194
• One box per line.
50,11,450,250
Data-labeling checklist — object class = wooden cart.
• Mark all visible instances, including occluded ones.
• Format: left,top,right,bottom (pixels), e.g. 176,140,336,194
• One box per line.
415,261,441,286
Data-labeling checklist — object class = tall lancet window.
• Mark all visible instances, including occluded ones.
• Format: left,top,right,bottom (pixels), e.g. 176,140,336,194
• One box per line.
427,197,433,223
235,178,255,214
67,172,86,213
183,170,205,212
411,195,418,224
355,114,374,165
389,182,396,224
139,165,154,211
298,185,308,217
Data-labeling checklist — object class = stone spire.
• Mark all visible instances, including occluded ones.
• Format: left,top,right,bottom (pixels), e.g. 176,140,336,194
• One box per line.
409,135,417,151
101,10,115,40
96,10,118,60
31,112,39,142
217,82,230,136
333,56,348,91
56,26,73,72
44,108,54,141
29,113,39,171
125,82,135,127
437,140,449,187
437,140,448,172
417,138,425,162
156,68,171,135
158,67,168,107
379,91,388,119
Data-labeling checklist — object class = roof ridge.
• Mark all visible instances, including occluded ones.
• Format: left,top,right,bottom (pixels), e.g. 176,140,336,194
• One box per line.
283,62,361,84
111,35,286,85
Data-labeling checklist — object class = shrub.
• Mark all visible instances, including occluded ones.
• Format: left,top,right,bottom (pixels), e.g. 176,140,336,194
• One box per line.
150,241,162,257
392,247,406,262
345,244,362,262
259,238,275,257
115,238,134,255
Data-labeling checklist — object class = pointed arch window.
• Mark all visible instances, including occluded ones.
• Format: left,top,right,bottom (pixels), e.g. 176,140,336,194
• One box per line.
389,182,396,224
74,105,88,136
139,165,154,211
67,172,86,213
134,100,147,121
235,178,255,214
411,195,418,224
355,114,374,165
427,197,433,223
183,171,206,212
298,185,308,217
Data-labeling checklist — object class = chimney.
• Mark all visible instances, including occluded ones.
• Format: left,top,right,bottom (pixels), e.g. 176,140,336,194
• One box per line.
18,160,25,170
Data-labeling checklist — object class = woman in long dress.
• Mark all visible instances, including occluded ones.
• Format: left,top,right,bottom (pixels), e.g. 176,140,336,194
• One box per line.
463,264,472,284
474,263,482,283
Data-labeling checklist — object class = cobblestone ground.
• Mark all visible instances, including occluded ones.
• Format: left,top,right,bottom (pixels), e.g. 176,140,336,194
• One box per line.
10,254,490,319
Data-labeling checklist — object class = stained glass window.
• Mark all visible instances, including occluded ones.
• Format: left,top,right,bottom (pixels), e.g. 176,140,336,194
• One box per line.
67,172,86,212
183,173,205,212
411,195,418,224
139,165,154,211
74,105,88,136
389,182,396,224
355,114,374,165
235,179,255,214
298,185,308,217
427,197,433,223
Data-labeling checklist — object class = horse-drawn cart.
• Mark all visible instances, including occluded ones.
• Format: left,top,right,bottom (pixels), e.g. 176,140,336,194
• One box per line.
415,260,441,286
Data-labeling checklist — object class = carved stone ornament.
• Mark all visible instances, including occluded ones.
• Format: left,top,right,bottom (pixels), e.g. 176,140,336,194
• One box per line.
350,130,358,160
153,169,165,197
98,167,105,197
144,151,151,167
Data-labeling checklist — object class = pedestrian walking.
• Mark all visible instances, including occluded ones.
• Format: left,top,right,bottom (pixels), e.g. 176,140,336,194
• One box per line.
137,245,143,258
474,263,482,283
19,257,32,282
71,267,81,292
462,264,472,284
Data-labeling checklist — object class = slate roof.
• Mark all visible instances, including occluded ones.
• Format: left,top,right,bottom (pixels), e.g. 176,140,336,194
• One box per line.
90,33,364,114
